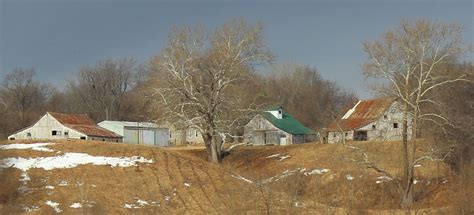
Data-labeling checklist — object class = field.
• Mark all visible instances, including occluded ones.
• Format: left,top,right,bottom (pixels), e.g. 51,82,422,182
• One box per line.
0,140,472,214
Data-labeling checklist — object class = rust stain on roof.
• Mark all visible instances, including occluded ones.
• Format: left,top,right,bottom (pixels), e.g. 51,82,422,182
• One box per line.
49,112,120,138
69,125,121,138
327,98,395,132
49,112,96,125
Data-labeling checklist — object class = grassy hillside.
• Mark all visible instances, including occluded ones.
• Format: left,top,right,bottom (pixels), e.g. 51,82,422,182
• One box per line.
185,140,473,213
1,140,472,214
0,141,267,214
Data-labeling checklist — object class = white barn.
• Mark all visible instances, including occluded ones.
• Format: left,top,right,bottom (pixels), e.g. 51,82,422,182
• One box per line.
98,121,170,146
326,98,412,144
8,112,122,142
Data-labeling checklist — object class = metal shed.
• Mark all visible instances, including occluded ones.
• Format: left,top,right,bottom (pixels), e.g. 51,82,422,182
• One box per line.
98,121,170,146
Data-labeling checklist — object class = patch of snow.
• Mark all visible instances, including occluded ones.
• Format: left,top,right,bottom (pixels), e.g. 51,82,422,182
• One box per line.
414,164,422,168
165,196,171,201
124,199,150,209
0,153,153,171
45,200,62,213
294,202,306,208
184,182,191,187
90,184,97,188
20,172,30,182
278,155,291,161
58,180,68,186
0,143,55,152
266,154,280,158
413,179,419,184
304,168,329,176
45,185,55,190
376,175,393,184
21,205,39,212
231,175,253,184
70,202,82,208
299,168,306,172
442,179,448,184
345,174,354,181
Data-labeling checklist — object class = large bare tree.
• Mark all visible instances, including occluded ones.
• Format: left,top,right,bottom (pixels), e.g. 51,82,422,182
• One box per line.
151,19,272,163
362,19,470,208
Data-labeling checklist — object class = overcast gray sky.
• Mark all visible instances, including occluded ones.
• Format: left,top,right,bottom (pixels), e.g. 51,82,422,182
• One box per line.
1,0,472,98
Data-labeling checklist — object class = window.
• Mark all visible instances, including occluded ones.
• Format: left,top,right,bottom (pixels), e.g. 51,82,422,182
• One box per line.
9,137,15,140
169,131,172,138
384,115,388,119
27,132,31,137
393,123,399,128
80,136,86,140
52,131,58,136
372,125,376,130
333,134,336,138
64,131,69,136
195,131,199,137
345,132,348,136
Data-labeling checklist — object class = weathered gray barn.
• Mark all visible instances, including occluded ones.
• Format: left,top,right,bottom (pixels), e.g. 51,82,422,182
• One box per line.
244,107,318,145
326,98,412,143
8,112,122,142
169,126,204,145
98,121,170,146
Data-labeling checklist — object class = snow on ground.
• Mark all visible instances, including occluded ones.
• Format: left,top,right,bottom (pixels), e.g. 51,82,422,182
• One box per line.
0,143,55,152
124,199,160,209
21,205,39,213
69,202,82,208
231,175,253,184
376,176,393,184
304,168,330,176
45,185,55,190
58,180,68,186
265,153,292,161
0,153,153,171
45,200,62,213
184,182,191,187
345,174,354,181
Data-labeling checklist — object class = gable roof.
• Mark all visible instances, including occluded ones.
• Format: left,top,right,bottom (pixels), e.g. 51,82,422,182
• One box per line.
260,107,315,135
48,112,121,138
326,98,395,132
49,112,96,125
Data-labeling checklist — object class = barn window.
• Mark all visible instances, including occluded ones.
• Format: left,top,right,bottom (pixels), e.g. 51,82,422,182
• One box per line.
372,125,376,130
9,137,15,140
80,136,86,140
52,131,58,136
64,131,69,136
393,123,399,128
27,132,31,137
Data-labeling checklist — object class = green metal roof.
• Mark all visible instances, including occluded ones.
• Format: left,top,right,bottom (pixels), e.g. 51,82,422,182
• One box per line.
261,107,315,135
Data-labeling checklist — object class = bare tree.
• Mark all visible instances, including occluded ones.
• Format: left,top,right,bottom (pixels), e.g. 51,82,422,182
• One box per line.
150,19,272,163
67,58,139,121
362,19,470,208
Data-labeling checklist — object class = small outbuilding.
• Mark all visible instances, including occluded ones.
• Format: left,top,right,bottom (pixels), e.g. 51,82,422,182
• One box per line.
98,121,170,146
326,97,412,143
8,112,122,142
244,106,319,145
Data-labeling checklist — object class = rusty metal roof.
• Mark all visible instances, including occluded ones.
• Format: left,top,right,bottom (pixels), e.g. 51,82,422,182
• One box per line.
48,112,121,138
69,125,122,138
49,112,96,125
327,98,395,132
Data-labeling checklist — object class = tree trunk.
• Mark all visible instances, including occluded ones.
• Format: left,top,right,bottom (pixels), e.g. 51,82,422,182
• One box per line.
400,105,414,208
204,132,223,164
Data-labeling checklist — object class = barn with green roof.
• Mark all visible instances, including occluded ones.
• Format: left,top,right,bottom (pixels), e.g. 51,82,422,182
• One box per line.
244,106,319,145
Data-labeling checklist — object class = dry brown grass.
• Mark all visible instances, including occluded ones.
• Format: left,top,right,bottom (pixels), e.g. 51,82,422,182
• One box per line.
1,139,471,214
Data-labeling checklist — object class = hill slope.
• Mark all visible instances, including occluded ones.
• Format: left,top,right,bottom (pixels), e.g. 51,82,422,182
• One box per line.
0,141,265,214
